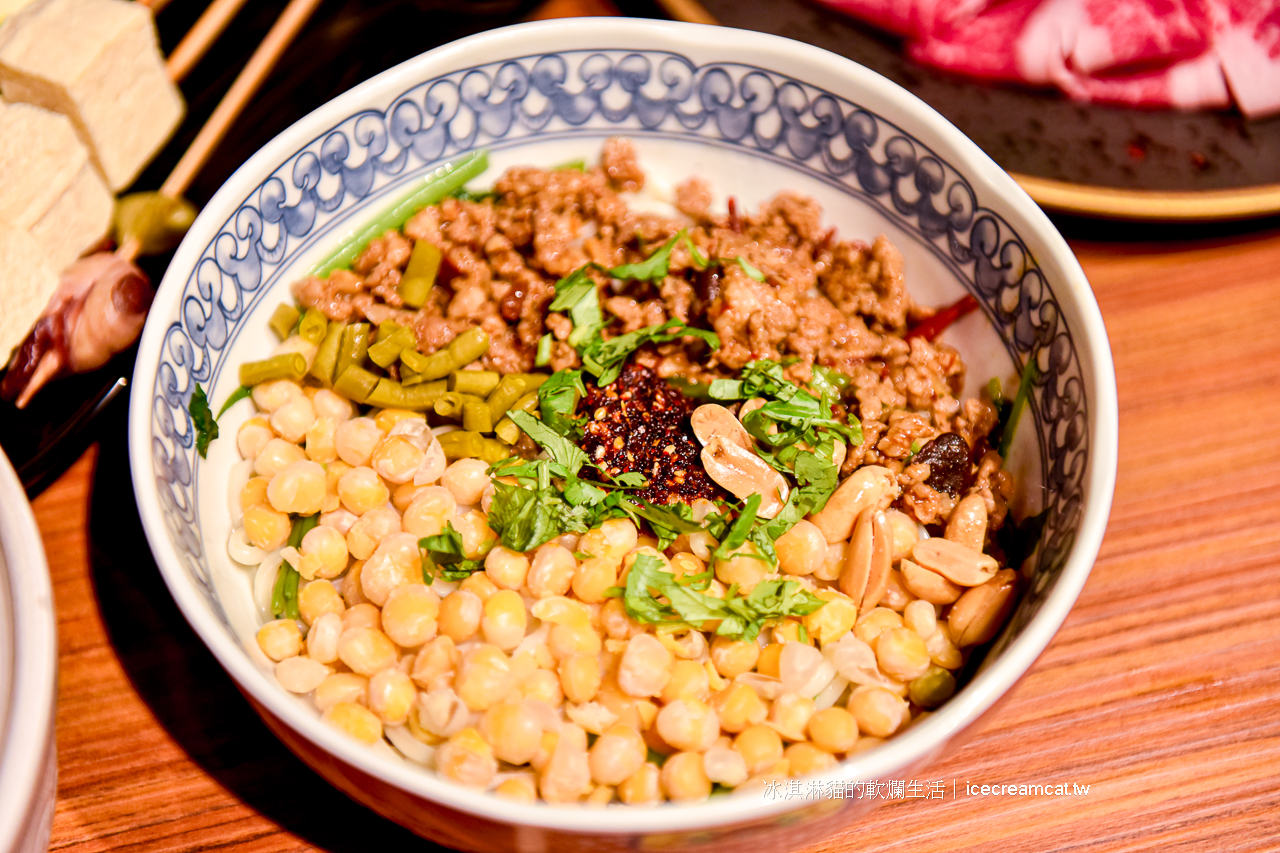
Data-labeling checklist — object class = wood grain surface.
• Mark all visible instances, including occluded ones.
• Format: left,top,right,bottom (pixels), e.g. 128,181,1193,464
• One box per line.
28,7,1280,852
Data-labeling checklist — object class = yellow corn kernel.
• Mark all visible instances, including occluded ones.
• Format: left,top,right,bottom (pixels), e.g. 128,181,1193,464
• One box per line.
734,724,784,774
804,589,858,646
256,619,302,661
382,583,440,648
374,408,422,433
455,645,513,711
661,659,710,704
368,668,416,725
482,589,527,651
337,626,398,676
239,476,269,514
756,643,784,678
660,752,711,802
436,727,497,788
243,504,291,550
297,579,346,626
808,707,859,753
710,635,760,678
480,702,542,765
784,741,837,777
617,762,661,805
559,654,602,704
322,701,382,744
712,683,767,733
460,572,499,603
572,556,618,604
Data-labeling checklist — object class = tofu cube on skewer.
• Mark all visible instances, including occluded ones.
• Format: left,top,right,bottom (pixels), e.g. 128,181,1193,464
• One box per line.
0,223,59,361
0,0,184,191
0,99,112,273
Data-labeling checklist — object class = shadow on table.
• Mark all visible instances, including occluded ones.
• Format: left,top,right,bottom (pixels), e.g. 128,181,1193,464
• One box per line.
86,414,438,851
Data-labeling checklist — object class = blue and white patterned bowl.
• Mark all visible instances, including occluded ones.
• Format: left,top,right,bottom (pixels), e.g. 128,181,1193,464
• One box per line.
129,18,1118,853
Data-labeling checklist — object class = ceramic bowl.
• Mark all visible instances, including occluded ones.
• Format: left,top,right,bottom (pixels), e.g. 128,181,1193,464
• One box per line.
0,448,57,853
129,18,1118,853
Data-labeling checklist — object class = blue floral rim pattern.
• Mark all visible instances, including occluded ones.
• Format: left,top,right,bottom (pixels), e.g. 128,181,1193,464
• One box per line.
149,49,1089,637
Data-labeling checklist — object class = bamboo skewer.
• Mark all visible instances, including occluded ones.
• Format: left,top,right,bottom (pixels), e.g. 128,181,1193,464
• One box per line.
159,0,325,200
653,0,719,25
166,0,254,84
116,0,324,261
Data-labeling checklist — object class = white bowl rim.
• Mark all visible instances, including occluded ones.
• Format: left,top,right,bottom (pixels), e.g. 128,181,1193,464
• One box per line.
0,449,57,851
129,17,1119,835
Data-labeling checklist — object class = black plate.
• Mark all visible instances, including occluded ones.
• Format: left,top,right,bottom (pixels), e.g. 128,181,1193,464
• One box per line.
696,0,1280,193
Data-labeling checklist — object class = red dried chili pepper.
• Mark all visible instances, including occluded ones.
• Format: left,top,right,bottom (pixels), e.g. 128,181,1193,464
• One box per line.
905,293,979,342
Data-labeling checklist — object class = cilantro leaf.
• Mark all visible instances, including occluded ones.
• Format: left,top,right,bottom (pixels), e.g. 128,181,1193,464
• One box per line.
217,385,252,418
609,230,684,282
486,479,593,552
537,369,585,436
582,318,720,386
612,472,648,488
616,552,826,642
548,266,606,348
509,411,589,475
189,385,218,459
736,256,766,282
419,522,485,581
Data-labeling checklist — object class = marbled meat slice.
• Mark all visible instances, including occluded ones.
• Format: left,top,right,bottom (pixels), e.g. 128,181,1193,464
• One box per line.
579,362,724,506
1212,0,1280,118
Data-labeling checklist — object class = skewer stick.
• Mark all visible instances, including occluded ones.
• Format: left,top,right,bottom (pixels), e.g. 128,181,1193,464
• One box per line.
116,0,323,263
654,0,719,25
165,0,253,84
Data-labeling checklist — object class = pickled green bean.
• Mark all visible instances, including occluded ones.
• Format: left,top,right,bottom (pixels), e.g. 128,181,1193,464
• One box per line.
366,378,447,411
368,326,416,368
401,348,453,382
298,308,328,346
494,417,522,445
462,400,493,433
448,370,500,397
434,392,486,420
398,241,442,308
269,303,300,341
309,321,346,386
335,323,371,379
480,438,511,464
239,353,307,387
485,375,528,422
333,365,381,403
311,150,489,278
447,327,490,367
438,430,485,459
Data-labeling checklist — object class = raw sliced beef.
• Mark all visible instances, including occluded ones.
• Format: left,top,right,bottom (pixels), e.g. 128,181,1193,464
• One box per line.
818,0,996,39
817,0,1279,115
1211,0,1280,117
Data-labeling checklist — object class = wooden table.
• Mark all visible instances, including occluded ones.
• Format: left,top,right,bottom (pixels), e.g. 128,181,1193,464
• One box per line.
27,4,1280,848
34,223,1280,852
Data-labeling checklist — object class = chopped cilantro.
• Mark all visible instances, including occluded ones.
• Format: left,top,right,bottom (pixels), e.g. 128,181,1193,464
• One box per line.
189,385,218,459
535,333,553,367
217,385,252,418
536,369,586,436
608,230,684,282
613,553,825,642
996,356,1040,459
271,559,301,620
509,411,589,475
419,522,485,582
582,318,719,386
736,256,766,281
